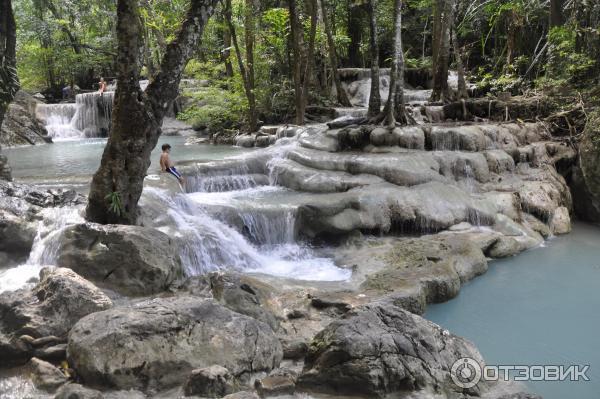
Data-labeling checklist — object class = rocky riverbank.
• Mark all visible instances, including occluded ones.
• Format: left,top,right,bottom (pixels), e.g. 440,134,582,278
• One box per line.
0,110,577,397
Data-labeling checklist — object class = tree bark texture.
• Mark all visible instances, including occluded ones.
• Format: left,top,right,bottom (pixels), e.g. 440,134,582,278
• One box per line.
367,0,381,117
0,0,18,181
86,0,219,224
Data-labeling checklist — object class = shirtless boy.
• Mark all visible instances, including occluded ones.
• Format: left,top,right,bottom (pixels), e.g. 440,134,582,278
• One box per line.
159,144,184,183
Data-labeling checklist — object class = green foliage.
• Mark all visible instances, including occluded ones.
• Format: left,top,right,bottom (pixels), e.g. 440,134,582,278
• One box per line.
177,84,247,132
105,191,124,217
545,25,596,84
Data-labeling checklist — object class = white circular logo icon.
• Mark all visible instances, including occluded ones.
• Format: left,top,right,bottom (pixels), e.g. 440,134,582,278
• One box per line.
451,357,482,389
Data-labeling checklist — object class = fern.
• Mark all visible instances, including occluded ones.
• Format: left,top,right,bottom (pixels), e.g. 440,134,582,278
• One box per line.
105,191,124,217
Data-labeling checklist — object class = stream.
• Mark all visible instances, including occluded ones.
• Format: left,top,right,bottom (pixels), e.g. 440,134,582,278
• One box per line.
1,85,598,398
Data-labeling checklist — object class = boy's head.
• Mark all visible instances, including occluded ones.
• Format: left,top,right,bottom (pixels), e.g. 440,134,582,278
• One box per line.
162,144,172,152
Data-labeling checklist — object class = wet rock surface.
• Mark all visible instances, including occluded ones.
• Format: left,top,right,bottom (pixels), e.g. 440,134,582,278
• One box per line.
67,296,283,392
299,301,488,398
0,180,84,260
1,91,50,147
55,223,183,296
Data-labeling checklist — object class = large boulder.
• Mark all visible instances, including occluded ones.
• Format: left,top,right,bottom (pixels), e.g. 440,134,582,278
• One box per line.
298,301,489,398
67,297,283,392
0,267,112,366
56,223,183,296
1,91,50,147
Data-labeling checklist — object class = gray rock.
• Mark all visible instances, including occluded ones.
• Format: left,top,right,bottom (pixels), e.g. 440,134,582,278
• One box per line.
299,302,487,397
392,126,425,149
369,127,391,146
484,150,516,173
183,365,235,397
270,158,383,193
209,272,280,331
254,375,295,397
56,223,183,296
222,392,259,399
29,357,68,392
54,383,104,399
549,206,571,235
236,135,256,148
67,297,282,391
0,267,112,366
1,91,49,147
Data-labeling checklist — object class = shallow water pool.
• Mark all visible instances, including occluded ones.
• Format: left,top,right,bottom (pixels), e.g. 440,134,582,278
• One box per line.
426,223,600,399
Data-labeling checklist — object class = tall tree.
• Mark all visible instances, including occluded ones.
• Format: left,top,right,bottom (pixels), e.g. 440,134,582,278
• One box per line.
346,1,364,66
224,0,258,132
320,0,351,107
549,0,565,27
288,0,318,125
0,0,19,181
367,0,381,117
86,0,220,224
430,0,453,102
379,0,408,126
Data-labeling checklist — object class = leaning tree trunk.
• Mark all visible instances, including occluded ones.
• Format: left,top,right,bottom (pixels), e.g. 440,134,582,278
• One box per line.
0,0,19,181
321,0,351,107
367,0,381,117
431,0,452,102
86,0,219,225
381,0,408,127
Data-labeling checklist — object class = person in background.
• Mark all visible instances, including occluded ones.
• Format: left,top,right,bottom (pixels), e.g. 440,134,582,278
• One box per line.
62,85,71,99
160,143,184,184
98,77,107,94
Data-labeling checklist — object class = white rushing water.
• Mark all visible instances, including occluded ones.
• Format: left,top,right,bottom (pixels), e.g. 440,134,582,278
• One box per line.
36,92,114,139
0,207,84,293
143,187,351,281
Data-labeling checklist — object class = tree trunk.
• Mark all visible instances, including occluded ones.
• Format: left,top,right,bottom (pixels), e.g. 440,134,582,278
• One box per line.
288,0,304,124
347,2,363,66
431,0,443,79
367,0,381,117
222,17,234,77
224,0,258,132
550,0,565,27
451,13,468,100
86,0,219,225
244,0,258,131
321,0,351,106
288,0,317,125
300,0,318,121
506,9,517,67
431,0,452,102
0,0,18,181
381,0,408,127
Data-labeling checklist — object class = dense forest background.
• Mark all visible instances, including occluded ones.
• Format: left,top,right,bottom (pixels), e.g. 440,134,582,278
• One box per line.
11,0,600,133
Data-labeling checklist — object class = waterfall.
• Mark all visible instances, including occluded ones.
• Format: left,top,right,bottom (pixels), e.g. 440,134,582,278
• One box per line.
0,207,84,293
73,92,114,137
36,103,80,139
36,92,115,139
143,187,350,281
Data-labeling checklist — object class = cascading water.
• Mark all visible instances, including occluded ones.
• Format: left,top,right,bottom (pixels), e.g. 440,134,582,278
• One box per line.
143,187,350,281
73,92,114,137
36,103,80,139
35,92,114,139
0,207,84,293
